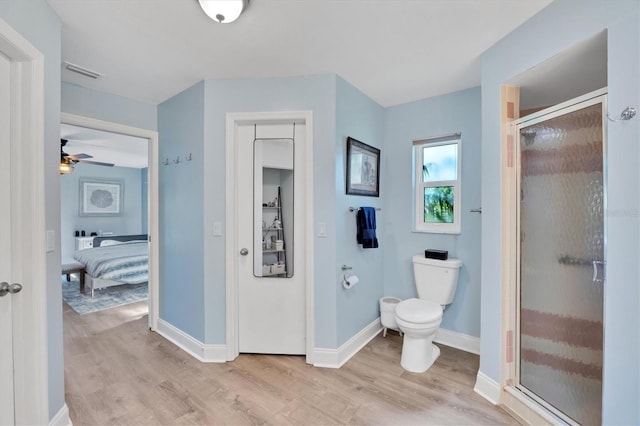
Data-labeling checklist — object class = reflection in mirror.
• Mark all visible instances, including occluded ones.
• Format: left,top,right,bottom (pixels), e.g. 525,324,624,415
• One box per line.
253,138,294,278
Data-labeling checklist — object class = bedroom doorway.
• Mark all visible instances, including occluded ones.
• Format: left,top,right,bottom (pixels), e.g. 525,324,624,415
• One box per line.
60,113,159,329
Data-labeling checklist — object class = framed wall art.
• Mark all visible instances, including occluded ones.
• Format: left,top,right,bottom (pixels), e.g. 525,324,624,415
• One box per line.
346,136,380,197
79,177,124,216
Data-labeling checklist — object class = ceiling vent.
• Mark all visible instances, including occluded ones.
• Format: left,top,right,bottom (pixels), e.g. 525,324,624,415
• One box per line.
64,61,103,79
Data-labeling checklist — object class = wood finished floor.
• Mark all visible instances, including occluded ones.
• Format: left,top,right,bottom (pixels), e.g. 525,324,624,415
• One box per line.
63,301,518,425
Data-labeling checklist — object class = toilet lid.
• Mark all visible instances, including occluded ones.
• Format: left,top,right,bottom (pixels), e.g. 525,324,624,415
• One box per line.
396,298,441,323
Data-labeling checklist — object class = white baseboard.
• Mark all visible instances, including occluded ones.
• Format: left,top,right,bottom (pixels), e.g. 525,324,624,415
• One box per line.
156,319,227,363
50,403,72,426
313,317,382,368
474,371,501,405
434,327,480,355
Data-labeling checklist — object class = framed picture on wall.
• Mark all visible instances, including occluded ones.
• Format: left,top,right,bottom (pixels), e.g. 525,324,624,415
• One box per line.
346,137,380,197
79,177,124,216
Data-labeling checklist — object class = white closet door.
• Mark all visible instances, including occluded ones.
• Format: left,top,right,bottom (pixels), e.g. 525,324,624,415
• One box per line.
237,122,306,354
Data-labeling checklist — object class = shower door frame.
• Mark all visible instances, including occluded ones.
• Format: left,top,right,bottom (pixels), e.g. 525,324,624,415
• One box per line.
502,88,608,425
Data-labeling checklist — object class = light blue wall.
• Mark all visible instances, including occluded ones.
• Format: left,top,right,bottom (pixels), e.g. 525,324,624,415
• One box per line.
62,82,157,131
383,87,482,336
335,76,385,345
0,0,64,420
158,81,205,341
480,1,639,423
202,75,337,346
166,75,482,350
60,164,144,259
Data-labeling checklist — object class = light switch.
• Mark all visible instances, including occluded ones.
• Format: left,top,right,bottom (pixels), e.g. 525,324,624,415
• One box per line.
213,222,222,236
46,230,55,253
318,222,327,238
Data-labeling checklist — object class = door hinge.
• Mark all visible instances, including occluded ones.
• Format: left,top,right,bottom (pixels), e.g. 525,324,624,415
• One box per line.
506,330,513,364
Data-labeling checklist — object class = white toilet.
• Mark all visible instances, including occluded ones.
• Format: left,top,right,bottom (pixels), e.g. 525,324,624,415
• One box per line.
395,255,463,373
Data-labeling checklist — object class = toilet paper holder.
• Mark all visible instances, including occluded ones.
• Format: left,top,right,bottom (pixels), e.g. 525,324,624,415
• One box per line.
341,265,360,289
341,264,352,280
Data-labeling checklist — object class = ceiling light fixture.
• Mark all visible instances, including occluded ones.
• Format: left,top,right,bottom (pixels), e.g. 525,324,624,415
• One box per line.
198,0,249,23
59,158,74,175
64,61,103,79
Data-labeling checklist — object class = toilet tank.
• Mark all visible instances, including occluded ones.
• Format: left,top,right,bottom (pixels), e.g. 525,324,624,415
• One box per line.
412,255,463,305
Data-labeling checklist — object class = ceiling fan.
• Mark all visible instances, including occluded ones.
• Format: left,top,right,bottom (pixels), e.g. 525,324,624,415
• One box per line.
60,138,114,174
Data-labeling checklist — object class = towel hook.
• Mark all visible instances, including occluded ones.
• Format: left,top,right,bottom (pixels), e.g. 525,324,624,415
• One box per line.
348,207,381,212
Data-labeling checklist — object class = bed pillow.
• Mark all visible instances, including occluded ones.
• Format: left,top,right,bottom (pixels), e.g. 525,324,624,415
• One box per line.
98,239,122,247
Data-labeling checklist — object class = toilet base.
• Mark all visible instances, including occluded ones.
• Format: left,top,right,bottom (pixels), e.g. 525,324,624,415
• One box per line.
382,327,403,338
400,339,441,373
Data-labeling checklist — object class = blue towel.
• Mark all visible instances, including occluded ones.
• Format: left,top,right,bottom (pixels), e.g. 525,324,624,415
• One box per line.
356,207,379,249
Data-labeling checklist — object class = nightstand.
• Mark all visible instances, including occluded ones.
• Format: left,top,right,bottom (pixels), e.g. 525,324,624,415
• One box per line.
75,237,94,250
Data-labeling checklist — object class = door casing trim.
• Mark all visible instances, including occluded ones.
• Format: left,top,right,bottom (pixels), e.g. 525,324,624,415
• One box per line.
225,111,315,364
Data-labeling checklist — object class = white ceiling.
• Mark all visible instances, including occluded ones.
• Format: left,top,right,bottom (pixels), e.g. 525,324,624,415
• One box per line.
61,124,148,169
48,0,552,108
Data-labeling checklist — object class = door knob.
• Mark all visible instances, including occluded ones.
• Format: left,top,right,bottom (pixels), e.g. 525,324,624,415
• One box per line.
8,283,22,294
0,282,22,297
240,248,249,256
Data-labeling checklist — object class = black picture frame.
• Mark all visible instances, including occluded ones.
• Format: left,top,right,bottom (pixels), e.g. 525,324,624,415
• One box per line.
346,137,380,197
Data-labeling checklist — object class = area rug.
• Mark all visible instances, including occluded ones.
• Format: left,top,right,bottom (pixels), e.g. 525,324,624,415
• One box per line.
62,278,148,315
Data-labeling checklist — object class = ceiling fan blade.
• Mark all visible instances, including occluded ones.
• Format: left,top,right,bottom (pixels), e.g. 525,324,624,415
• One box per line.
67,153,93,160
78,160,114,167
62,131,100,141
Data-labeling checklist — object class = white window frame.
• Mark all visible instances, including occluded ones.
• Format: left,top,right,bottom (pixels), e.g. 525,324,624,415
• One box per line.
412,133,461,234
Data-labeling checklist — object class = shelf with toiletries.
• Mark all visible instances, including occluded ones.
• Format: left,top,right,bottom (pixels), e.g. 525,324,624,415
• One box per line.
261,186,287,277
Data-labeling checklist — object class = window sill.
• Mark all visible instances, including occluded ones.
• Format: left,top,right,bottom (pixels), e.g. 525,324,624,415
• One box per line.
413,227,461,235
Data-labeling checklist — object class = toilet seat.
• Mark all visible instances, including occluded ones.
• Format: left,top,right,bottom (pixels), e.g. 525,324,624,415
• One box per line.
396,298,441,324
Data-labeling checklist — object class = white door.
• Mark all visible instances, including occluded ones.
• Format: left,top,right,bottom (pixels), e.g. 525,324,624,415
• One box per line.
0,18,48,425
237,122,306,354
0,50,15,425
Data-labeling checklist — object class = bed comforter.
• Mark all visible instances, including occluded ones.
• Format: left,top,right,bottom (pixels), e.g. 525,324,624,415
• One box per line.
73,241,148,284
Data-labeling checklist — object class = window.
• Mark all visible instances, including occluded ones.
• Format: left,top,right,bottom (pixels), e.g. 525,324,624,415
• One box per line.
413,134,461,234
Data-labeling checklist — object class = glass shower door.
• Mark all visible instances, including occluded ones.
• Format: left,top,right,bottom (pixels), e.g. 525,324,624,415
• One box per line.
517,98,605,425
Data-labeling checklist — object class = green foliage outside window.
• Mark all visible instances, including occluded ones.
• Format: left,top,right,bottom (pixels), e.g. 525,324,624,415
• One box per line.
424,186,454,223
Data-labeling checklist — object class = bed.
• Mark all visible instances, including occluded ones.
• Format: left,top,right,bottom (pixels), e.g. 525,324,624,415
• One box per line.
73,234,149,298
